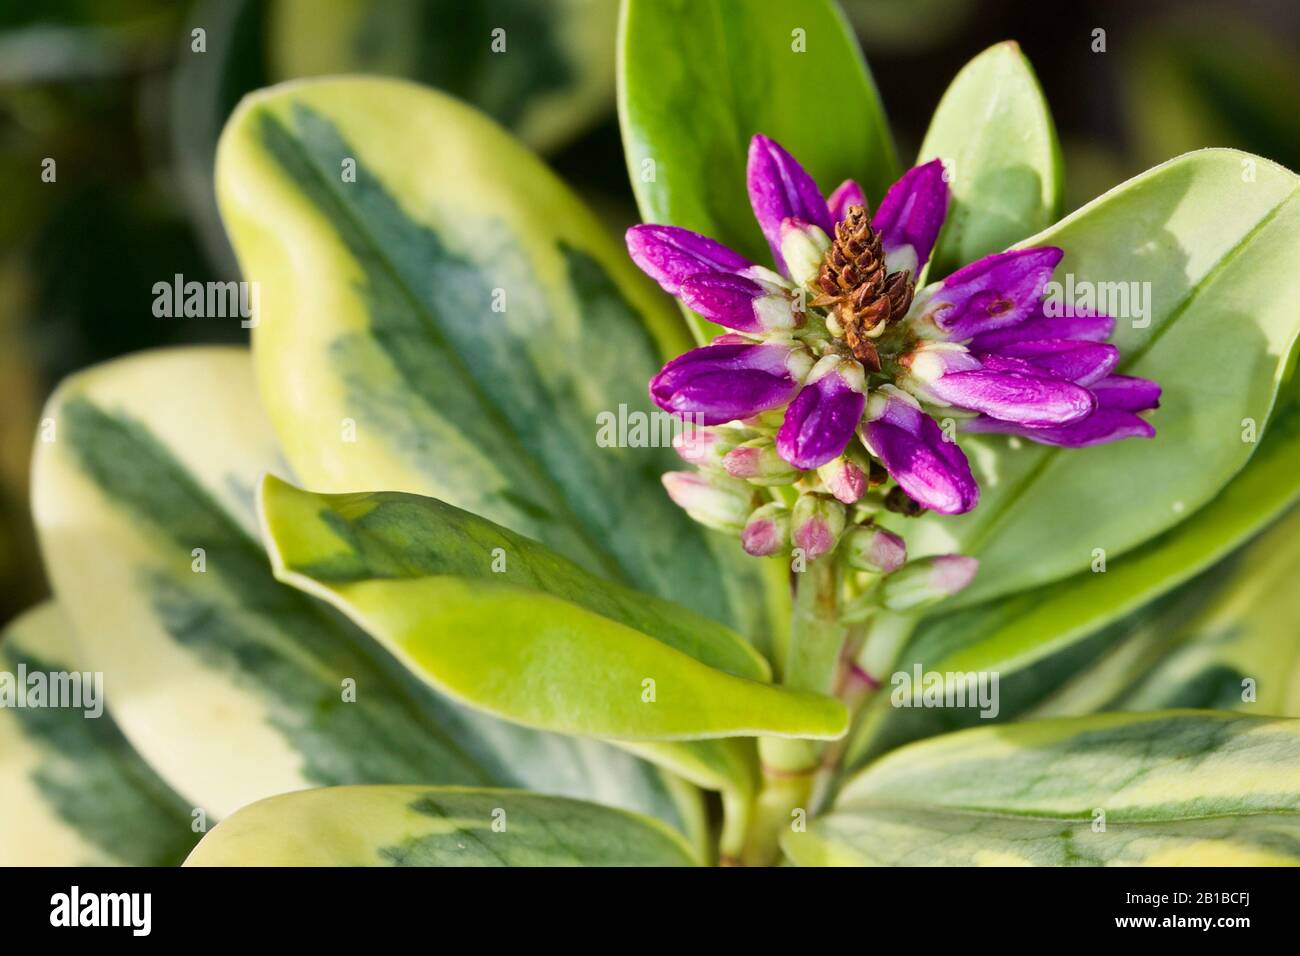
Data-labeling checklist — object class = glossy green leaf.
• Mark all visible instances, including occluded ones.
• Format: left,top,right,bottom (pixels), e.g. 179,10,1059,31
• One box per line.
619,0,896,340
0,603,198,866
1037,505,1300,719
790,712,1300,866
919,41,1062,279
261,475,847,743
186,785,699,866
30,347,707,845
848,385,1300,767
896,149,1300,605
269,0,618,154
216,75,782,653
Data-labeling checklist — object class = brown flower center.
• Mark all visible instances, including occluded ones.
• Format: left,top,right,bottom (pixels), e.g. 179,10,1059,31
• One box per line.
809,205,915,372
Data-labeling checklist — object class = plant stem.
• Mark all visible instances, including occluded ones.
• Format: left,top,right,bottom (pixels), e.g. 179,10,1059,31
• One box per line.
808,610,919,811
740,558,847,865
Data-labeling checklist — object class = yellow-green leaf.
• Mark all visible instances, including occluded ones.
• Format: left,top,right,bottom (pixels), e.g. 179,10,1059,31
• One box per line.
260,475,847,743
29,346,707,844
789,712,1300,866
185,785,699,866
0,603,198,866
216,74,781,653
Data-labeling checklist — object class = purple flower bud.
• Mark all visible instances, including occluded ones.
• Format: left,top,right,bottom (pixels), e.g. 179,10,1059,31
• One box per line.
817,455,868,504
741,502,791,557
900,342,1096,428
723,438,800,485
827,179,868,224
1092,374,1162,411
747,134,833,274
880,555,979,610
913,247,1063,341
981,338,1119,386
791,493,847,561
844,525,907,573
626,224,754,295
678,272,798,333
967,306,1114,352
872,159,950,276
776,357,867,470
861,387,979,515
650,343,807,425
963,374,1161,447
661,472,754,532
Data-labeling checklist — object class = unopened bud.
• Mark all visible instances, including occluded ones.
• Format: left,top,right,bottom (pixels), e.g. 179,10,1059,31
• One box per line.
661,472,754,532
880,554,978,610
817,455,867,503
673,426,742,469
723,438,800,485
791,493,846,561
779,218,831,291
844,525,907,574
741,503,791,556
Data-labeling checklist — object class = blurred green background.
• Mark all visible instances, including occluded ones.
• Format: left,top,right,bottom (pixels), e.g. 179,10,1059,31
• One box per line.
2,0,1298,624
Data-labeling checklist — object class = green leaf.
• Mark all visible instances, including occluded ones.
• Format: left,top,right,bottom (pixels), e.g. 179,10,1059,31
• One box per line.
896,149,1300,605
261,475,847,743
0,603,198,866
30,346,707,845
789,712,1300,866
847,386,1300,767
619,0,896,340
216,74,782,654
268,0,618,154
1036,505,1300,718
185,785,699,866
919,41,1062,279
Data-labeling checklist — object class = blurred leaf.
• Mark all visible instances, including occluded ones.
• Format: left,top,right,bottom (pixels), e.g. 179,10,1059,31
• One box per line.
1127,17,1300,177
791,712,1300,866
31,346,709,846
0,603,197,865
268,0,618,153
186,785,699,866
1036,505,1300,719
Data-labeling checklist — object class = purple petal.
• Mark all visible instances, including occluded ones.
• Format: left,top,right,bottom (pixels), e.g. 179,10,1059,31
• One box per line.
828,179,867,224
747,134,833,273
1092,374,1162,412
871,160,950,276
926,368,1096,427
964,409,1156,447
920,247,1063,341
775,367,865,470
650,344,800,425
626,225,754,294
679,272,794,333
983,339,1120,386
967,306,1115,352
863,395,978,515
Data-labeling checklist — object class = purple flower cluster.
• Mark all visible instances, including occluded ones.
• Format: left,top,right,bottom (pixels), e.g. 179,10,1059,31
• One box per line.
629,135,1159,566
